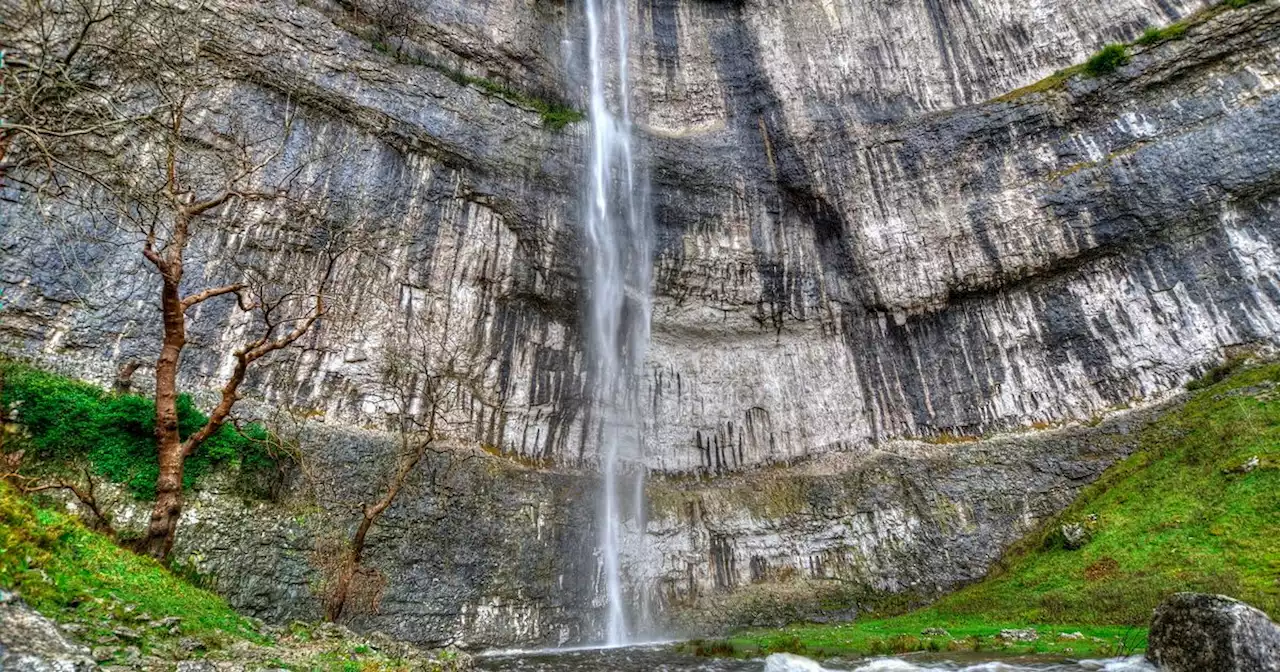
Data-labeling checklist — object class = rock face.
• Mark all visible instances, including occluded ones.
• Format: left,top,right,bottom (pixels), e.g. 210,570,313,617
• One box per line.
4,0,1280,649
0,591,97,672
88,399,1150,646
7,0,1280,471
1147,593,1280,672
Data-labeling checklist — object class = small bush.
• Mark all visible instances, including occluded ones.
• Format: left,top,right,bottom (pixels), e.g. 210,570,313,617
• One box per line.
1084,44,1130,76
1,362,279,499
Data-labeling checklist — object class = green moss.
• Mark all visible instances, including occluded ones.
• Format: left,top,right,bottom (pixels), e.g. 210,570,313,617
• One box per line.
1,360,280,499
691,361,1280,658
355,33,585,131
443,70,585,130
0,481,262,652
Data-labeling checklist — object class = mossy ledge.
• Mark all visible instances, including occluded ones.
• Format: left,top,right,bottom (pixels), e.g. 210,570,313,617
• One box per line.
995,0,1267,102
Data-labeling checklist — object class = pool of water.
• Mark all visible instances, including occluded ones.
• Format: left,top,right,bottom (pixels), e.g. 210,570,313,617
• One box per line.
475,643,1158,672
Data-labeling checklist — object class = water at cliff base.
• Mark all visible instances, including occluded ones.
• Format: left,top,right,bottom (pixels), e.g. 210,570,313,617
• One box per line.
475,646,1157,672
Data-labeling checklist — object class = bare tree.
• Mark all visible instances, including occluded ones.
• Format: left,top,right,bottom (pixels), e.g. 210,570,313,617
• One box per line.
3,465,115,534
1,0,160,190
4,0,357,559
321,291,480,622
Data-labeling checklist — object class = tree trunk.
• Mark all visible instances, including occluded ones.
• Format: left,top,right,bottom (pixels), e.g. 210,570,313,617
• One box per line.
141,274,187,560
326,511,375,622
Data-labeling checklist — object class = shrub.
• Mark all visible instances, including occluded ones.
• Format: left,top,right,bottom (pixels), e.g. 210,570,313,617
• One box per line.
1,362,278,499
1084,44,1130,76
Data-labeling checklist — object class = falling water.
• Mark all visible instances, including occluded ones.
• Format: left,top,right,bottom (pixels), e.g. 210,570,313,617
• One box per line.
582,0,651,648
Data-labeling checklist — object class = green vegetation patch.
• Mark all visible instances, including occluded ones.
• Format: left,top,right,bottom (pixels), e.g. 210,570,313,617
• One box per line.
0,361,279,499
1137,23,1189,46
686,360,1280,659
443,70,586,131
0,481,262,652
690,619,1144,659
1083,44,1131,77
0,482,467,669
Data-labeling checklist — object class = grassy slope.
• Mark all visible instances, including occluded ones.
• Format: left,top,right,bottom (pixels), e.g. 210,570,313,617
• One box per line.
0,482,463,670
695,361,1280,659
0,481,261,652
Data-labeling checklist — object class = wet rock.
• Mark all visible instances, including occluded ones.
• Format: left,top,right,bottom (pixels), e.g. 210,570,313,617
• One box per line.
1147,593,1280,672
5,0,1280,652
764,653,826,672
174,663,219,672
0,591,96,672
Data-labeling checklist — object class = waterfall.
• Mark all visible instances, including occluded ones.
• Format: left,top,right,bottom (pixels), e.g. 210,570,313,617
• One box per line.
582,0,651,647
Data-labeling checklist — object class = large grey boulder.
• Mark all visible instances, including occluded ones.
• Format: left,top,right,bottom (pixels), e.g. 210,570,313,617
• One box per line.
0,591,96,672
1147,593,1280,672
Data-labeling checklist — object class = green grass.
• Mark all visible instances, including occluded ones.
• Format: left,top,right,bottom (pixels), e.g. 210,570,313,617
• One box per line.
0,482,468,669
685,360,1280,659
1,360,280,499
1137,23,1189,46
0,481,262,654
699,620,1144,659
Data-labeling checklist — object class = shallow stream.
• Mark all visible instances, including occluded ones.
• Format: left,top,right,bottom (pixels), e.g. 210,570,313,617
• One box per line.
475,643,1157,672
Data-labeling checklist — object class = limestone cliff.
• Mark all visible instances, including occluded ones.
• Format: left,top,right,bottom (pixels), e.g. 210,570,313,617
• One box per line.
3,0,1280,649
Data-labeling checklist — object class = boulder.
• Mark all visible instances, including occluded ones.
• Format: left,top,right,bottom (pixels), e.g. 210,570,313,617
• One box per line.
0,591,97,672
1147,593,1280,672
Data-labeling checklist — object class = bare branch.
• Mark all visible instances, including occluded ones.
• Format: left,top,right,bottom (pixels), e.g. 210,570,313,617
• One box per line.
181,282,246,309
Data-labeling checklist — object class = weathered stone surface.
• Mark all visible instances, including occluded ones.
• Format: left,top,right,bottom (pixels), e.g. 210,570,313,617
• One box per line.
55,396,1151,646
0,591,97,672
1147,593,1280,672
6,0,1280,473
5,0,1280,651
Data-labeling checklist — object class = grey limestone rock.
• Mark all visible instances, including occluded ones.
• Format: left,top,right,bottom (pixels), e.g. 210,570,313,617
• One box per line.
0,592,97,672
1147,593,1280,672
6,0,1280,651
